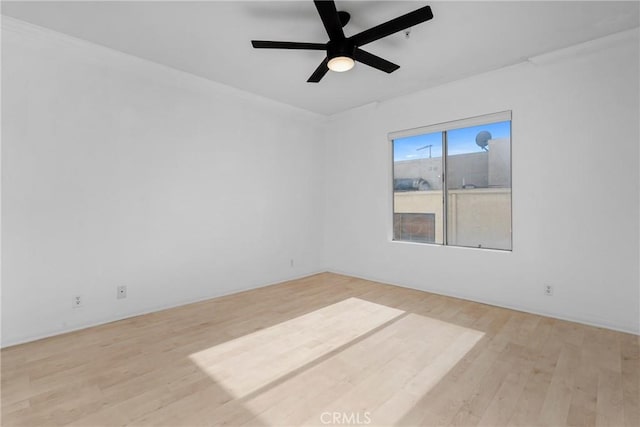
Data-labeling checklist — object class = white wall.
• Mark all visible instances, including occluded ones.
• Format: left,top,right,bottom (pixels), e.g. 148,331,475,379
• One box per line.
3,18,638,347
323,29,640,334
1,18,326,347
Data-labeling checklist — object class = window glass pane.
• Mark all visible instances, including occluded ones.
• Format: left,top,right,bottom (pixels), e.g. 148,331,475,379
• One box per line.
394,213,436,243
393,132,444,244
446,121,511,250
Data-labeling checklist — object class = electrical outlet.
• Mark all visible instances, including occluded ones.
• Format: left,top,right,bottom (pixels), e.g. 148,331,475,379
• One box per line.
290,259,294,268
117,285,127,299
72,295,83,308
544,285,554,296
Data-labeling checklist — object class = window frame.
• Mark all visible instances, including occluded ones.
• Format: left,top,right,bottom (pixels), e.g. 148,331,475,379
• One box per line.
389,111,513,251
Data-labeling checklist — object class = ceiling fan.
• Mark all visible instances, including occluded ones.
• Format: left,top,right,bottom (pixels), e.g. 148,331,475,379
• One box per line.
251,1,433,83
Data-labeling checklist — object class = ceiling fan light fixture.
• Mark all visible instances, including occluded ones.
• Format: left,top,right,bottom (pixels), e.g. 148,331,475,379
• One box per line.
327,56,355,72
251,1,434,82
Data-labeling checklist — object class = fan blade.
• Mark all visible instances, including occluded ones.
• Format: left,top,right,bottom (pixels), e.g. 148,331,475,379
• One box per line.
313,0,345,40
251,41,326,50
307,58,329,83
354,48,399,73
350,5,433,47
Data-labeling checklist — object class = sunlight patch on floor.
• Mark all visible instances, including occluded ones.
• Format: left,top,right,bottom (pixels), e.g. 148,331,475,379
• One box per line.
252,313,485,426
190,298,484,425
189,297,405,398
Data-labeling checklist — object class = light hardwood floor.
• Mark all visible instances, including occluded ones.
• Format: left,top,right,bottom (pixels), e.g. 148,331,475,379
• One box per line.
2,273,638,426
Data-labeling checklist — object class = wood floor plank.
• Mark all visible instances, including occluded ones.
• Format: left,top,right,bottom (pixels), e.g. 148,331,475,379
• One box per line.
1,272,638,426
566,359,598,427
621,334,640,427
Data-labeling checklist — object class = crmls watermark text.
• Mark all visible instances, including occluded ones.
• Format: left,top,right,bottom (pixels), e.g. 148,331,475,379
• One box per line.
320,411,372,425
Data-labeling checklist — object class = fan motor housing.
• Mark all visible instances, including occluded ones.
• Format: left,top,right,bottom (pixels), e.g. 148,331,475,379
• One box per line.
327,39,356,60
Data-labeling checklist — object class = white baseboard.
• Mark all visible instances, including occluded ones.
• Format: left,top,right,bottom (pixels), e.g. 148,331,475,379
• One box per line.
1,270,326,348
325,269,640,336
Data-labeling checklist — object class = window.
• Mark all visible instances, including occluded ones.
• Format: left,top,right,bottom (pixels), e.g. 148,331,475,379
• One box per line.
391,111,512,251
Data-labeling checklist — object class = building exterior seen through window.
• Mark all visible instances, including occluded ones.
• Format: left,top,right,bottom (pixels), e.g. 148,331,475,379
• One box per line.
391,112,512,251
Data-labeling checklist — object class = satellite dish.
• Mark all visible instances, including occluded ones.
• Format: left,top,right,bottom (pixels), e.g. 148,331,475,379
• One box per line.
476,131,491,151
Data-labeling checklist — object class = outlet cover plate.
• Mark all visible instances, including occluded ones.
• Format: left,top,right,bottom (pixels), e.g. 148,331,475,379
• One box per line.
72,295,83,308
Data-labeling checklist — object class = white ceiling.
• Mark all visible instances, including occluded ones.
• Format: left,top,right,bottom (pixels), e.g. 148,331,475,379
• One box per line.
2,1,639,115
